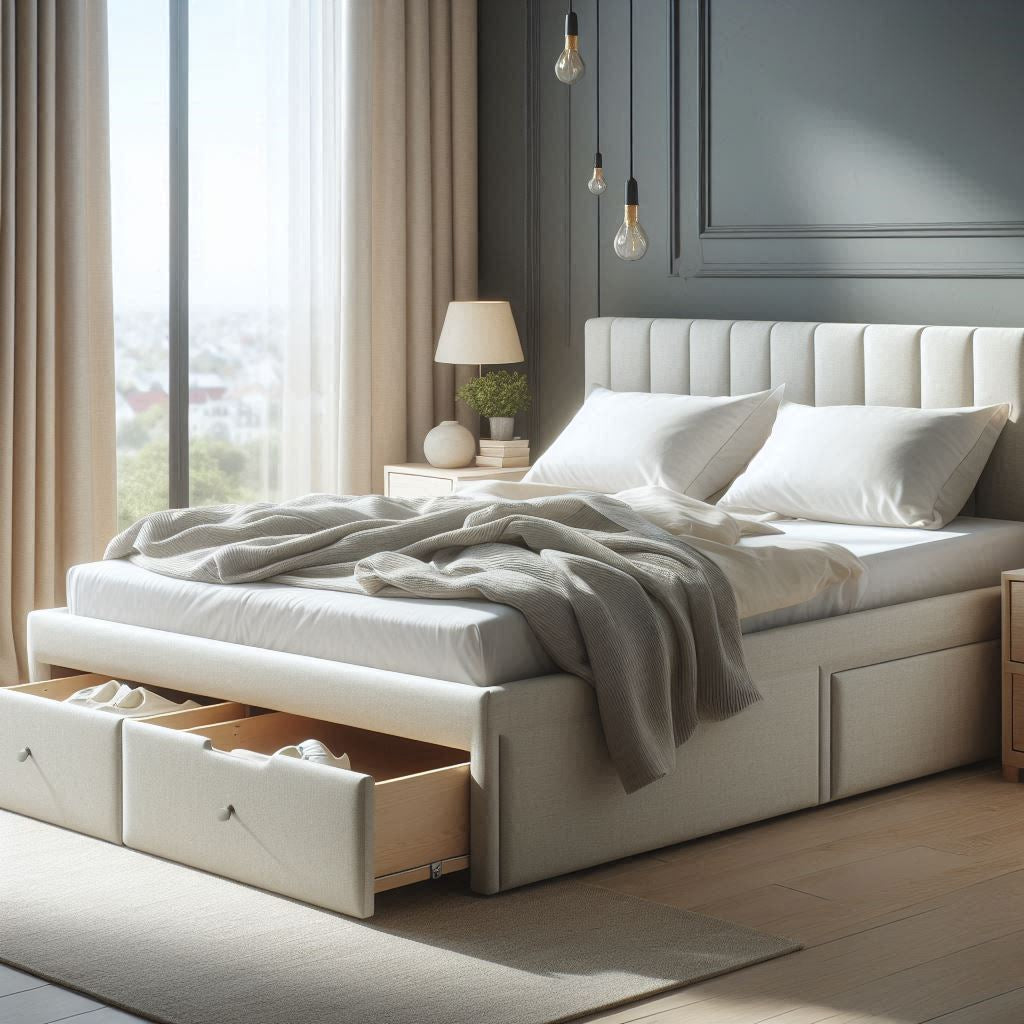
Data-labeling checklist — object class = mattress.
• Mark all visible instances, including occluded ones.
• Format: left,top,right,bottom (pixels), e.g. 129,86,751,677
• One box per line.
739,516,1024,632
66,516,1024,685
66,559,556,687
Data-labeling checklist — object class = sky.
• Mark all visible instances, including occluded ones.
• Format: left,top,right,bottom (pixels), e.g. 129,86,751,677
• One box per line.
107,0,289,312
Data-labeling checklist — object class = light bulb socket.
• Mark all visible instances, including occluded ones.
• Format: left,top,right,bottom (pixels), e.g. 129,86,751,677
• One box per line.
565,10,579,36
593,151,603,169
625,177,639,206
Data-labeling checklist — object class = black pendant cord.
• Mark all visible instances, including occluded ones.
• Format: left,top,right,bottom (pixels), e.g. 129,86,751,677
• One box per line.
628,0,634,180
595,0,600,153
596,0,602,316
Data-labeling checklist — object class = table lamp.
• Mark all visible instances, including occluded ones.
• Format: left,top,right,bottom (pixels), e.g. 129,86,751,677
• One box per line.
426,301,525,468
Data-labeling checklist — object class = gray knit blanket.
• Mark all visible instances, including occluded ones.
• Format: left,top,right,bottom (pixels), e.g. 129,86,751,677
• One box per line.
105,493,760,793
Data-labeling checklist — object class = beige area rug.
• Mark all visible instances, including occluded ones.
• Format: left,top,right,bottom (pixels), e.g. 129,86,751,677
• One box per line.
0,811,798,1024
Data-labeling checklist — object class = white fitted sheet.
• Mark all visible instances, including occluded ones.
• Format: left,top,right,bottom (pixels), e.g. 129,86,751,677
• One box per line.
740,516,1024,632
67,516,1024,684
66,559,555,686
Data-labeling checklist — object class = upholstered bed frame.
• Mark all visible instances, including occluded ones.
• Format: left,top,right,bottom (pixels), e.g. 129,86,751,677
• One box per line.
25,319,1024,909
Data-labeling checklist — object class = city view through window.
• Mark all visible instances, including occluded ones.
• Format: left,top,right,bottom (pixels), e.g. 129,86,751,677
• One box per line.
109,0,287,529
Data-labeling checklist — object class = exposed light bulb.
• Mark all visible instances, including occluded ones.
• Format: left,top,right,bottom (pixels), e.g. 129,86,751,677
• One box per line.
554,10,585,84
587,152,606,195
613,177,648,261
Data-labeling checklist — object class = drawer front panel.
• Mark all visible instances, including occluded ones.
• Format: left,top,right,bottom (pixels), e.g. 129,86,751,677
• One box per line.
1014,674,1024,752
831,641,1000,800
386,473,453,499
0,676,124,842
122,720,376,918
1011,583,1024,663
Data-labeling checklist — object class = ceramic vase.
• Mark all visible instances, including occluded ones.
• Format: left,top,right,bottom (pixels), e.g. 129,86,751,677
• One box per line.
423,420,476,468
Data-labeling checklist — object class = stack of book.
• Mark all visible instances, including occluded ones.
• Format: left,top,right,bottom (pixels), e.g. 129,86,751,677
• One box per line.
476,437,530,468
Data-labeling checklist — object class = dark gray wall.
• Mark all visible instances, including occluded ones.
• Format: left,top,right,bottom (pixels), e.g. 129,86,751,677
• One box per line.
479,0,1024,450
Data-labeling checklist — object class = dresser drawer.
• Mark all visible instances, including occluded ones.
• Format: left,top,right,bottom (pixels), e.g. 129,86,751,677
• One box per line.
1013,675,1024,753
831,642,1000,799
0,673,245,843
1010,583,1024,663
385,471,454,499
122,712,470,918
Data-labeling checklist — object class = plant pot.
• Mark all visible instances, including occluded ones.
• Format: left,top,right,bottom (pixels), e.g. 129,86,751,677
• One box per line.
423,420,476,468
488,417,515,441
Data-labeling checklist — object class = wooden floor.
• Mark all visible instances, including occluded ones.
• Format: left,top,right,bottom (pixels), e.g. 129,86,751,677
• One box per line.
2,763,1022,1024
577,762,1024,1024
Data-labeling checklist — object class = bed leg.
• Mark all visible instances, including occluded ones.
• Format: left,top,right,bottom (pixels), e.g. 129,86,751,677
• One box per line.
1002,763,1021,783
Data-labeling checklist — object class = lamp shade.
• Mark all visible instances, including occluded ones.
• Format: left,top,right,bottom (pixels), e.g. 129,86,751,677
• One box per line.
434,301,524,365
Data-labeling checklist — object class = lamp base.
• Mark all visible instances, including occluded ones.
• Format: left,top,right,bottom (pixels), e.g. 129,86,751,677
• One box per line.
423,420,476,469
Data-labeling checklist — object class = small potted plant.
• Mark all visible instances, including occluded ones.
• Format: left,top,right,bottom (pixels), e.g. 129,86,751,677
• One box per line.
456,370,531,440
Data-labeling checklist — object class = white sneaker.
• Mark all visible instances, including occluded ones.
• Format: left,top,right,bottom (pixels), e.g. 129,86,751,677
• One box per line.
229,748,269,763
293,738,351,770
98,686,201,719
64,680,123,707
64,680,134,710
229,739,351,770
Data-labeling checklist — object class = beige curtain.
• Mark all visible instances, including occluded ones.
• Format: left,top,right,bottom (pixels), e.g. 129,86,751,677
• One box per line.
0,0,117,679
283,0,477,497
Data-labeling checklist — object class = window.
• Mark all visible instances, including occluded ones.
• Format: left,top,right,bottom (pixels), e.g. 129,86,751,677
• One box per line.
109,0,288,528
108,0,169,529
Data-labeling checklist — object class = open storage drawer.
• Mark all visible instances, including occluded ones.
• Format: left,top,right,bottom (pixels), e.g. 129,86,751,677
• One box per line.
122,712,470,918
0,673,246,843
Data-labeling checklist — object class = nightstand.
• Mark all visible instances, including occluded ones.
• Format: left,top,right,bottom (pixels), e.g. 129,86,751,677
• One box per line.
1001,569,1024,782
383,463,528,499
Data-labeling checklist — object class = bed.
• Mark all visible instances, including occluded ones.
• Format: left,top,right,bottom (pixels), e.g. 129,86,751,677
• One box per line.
20,318,1024,917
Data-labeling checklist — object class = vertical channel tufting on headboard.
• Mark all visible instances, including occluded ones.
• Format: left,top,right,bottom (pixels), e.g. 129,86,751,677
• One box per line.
584,317,1024,522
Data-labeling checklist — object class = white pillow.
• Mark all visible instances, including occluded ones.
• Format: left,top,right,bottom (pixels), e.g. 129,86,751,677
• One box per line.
523,385,785,499
720,401,1010,529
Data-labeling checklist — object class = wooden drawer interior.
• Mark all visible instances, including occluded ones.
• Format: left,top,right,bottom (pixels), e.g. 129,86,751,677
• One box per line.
5,673,248,730
5,673,108,701
185,712,471,886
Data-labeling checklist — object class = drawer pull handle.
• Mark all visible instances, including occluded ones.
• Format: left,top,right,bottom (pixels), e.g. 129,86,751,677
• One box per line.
16,747,31,763
217,804,235,822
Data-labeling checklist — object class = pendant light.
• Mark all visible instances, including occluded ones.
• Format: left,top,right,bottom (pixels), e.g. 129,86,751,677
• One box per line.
613,0,648,260
587,1,607,195
555,1,585,84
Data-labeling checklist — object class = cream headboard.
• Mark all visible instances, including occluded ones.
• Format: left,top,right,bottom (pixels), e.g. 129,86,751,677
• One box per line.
584,318,1024,521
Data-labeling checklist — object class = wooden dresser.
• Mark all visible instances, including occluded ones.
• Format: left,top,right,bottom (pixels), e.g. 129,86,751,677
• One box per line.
1001,569,1024,782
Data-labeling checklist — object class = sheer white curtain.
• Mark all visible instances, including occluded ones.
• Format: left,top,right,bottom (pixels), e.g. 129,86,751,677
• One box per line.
282,0,477,498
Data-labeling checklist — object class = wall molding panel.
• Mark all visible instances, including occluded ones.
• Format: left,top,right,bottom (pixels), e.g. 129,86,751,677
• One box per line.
478,0,1024,450
691,0,1024,277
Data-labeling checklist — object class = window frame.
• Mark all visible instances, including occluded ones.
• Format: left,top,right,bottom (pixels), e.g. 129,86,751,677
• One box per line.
168,0,189,507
